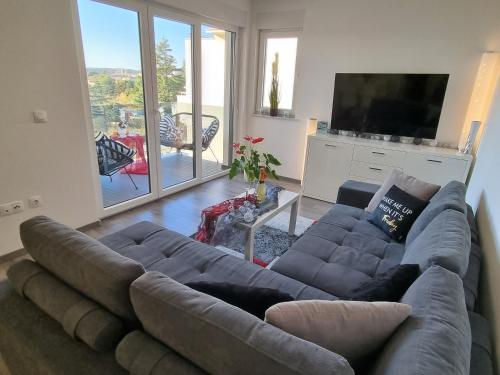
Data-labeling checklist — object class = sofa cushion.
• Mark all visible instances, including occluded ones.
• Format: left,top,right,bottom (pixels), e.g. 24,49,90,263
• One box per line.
116,331,206,374
0,281,126,375
370,266,471,375
368,185,429,241
130,272,354,375
271,204,405,297
265,300,411,362
348,264,419,302
402,209,471,277
406,181,467,245
7,259,125,352
20,216,145,321
185,281,294,319
366,169,440,212
99,221,336,301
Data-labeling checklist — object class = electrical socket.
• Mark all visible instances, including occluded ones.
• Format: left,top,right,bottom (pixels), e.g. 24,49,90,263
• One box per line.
29,196,43,208
11,200,24,213
0,204,14,217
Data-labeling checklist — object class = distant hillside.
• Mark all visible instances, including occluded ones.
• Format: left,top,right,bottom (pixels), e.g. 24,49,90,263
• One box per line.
87,67,141,75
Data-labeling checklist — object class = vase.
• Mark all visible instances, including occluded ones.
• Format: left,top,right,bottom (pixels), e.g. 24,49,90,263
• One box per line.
243,170,257,196
269,107,278,117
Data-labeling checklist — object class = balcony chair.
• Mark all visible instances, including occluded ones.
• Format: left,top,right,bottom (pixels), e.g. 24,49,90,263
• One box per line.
95,132,138,189
159,113,220,163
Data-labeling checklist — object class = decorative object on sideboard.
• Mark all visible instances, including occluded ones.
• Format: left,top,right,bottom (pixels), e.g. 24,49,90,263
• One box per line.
390,135,400,142
413,137,423,145
317,121,329,130
269,53,280,117
460,120,481,154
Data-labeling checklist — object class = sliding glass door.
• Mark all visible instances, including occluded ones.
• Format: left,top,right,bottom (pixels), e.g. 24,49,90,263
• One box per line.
78,0,152,209
76,0,237,214
200,25,235,178
151,15,196,189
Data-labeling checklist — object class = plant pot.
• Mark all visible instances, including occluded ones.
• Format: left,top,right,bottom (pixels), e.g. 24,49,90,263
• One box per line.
269,108,279,117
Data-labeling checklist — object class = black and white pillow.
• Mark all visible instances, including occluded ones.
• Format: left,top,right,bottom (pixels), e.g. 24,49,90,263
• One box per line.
368,185,428,241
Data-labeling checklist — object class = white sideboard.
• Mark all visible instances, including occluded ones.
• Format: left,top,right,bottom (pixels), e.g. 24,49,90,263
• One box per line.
302,132,473,203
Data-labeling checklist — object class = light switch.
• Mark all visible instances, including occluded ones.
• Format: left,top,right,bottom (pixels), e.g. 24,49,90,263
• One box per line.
33,110,48,123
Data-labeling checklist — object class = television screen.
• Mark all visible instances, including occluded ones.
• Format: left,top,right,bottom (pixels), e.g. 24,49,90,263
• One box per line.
330,73,449,139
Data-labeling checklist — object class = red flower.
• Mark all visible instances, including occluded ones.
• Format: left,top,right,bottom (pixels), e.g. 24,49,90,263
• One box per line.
252,137,264,144
244,136,253,142
236,150,243,155
232,143,240,149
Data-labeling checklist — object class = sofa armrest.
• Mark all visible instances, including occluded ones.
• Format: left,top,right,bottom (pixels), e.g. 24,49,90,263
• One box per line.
336,180,380,209
469,311,495,375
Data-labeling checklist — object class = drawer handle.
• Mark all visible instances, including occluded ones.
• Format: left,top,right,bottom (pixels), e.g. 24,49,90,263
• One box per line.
369,167,383,171
324,144,337,148
427,159,443,163
372,151,386,155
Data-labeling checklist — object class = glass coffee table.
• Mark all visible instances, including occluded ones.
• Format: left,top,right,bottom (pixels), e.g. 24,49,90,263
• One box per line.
236,189,300,262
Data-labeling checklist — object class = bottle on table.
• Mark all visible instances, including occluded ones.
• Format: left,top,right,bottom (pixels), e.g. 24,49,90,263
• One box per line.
256,167,267,203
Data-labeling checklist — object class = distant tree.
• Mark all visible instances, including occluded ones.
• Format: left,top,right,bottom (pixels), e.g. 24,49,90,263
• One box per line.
155,38,186,106
88,74,116,105
130,75,144,104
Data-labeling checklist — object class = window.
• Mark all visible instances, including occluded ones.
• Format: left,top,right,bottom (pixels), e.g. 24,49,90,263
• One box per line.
256,30,299,117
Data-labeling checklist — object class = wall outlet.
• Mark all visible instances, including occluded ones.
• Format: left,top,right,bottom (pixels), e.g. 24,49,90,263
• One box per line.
0,204,14,217
11,200,24,213
28,196,43,208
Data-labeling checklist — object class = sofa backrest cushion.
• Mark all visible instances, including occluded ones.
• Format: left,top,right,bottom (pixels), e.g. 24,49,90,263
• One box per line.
406,181,467,245
116,331,207,374
402,209,470,277
20,216,145,321
370,265,471,375
130,272,354,375
8,259,125,352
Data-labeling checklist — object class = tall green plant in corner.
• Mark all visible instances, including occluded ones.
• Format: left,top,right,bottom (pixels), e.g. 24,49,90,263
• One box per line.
269,53,280,116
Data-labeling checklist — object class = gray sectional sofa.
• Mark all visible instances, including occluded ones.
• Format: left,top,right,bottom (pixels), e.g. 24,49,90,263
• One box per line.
0,181,494,374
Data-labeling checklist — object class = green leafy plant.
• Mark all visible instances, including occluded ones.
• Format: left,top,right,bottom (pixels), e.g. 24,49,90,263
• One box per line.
229,136,281,181
269,53,280,116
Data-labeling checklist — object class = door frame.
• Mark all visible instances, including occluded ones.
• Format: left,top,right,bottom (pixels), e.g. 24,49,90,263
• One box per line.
72,0,239,217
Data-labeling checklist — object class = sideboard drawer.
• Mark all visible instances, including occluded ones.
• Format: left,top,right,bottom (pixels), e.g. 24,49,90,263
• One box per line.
353,145,406,167
350,161,400,182
404,154,468,186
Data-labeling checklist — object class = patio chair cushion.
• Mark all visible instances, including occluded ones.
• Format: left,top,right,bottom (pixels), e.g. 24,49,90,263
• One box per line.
20,216,145,321
271,204,405,298
98,221,337,301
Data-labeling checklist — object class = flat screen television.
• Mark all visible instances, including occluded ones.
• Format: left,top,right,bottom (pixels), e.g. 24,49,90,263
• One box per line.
330,73,449,139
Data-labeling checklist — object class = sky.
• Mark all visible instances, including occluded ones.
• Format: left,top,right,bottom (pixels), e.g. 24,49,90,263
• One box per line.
77,0,200,70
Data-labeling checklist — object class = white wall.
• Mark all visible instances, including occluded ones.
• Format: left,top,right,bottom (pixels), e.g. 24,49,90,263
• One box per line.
245,0,500,179
466,74,500,367
246,0,308,180
0,0,100,256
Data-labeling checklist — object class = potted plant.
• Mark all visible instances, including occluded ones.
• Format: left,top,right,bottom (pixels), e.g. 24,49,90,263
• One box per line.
269,53,280,117
229,136,281,188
